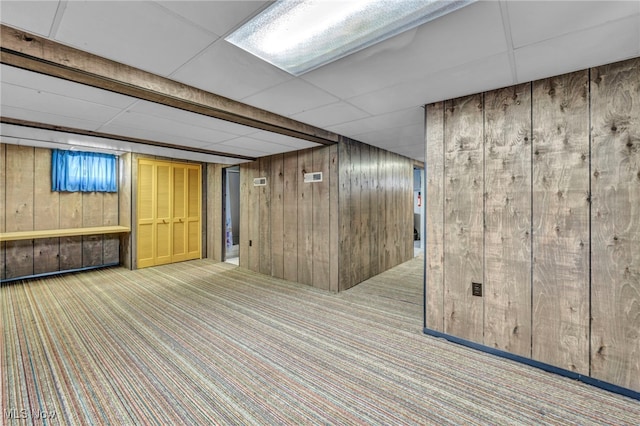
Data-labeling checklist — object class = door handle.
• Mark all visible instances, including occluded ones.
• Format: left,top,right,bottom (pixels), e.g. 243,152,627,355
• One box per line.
179,218,183,223
162,219,167,224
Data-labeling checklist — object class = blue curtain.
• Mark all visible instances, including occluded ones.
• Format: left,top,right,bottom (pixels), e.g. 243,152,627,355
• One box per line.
52,149,117,192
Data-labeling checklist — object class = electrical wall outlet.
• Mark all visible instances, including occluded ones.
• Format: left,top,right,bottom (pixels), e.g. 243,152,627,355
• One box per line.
472,282,483,297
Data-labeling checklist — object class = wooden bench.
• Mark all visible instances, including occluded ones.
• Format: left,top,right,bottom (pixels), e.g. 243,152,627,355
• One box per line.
0,225,131,242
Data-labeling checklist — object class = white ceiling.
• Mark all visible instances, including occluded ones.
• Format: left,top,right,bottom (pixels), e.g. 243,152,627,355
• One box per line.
1,1,639,163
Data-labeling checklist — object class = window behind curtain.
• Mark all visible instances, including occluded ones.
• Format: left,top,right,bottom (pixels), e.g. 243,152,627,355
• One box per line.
51,149,117,192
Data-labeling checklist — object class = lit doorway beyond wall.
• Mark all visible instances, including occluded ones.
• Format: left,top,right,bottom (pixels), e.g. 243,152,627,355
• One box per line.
223,166,240,265
413,166,425,257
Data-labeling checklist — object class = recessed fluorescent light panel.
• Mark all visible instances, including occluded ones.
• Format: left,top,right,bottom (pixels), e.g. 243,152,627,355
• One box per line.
226,0,475,76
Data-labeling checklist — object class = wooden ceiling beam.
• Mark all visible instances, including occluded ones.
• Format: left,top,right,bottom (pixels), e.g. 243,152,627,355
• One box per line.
0,25,339,147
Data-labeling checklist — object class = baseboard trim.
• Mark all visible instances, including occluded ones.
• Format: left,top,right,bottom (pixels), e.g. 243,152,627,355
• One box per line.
423,328,640,401
1,263,120,284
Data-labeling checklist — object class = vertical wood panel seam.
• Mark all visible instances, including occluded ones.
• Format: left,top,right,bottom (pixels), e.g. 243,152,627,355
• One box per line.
32,147,36,270
335,146,339,290
481,97,487,334
423,108,428,328
529,81,534,359
327,146,333,290
1,145,4,277
442,103,446,329
283,158,286,280
313,149,316,285
129,155,134,268
587,67,593,377
295,153,299,282
482,92,486,343
296,152,300,283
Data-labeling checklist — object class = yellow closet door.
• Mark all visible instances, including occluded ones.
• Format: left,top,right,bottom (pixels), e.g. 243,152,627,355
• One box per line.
155,162,172,265
137,160,155,268
137,159,201,268
171,165,188,262
185,165,201,260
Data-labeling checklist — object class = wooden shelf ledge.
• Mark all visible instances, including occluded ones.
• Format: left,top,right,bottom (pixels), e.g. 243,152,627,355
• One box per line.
0,226,131,242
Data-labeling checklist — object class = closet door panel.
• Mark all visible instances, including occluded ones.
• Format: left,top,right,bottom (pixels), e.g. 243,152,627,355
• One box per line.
186,166,201,260
155,162,172,265
172,165,188,262
137,160,155,268
136,159,201,267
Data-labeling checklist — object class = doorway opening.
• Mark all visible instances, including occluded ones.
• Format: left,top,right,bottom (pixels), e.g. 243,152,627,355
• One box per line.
413,166,425,257
223,166,240,265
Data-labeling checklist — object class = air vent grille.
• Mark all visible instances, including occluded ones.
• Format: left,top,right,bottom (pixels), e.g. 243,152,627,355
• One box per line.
304,172,323,183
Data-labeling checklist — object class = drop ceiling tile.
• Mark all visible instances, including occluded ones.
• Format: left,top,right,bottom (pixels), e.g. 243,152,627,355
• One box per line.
246,130,320,150
201,143,264,158
347,53,513,115
290,102,370,128
156,1,269,37
171,39,291,100
301,1,507,99
0,123,127,154
215,135,314,156
514,15,640,84
388,144,425,162
2,82,123,124
507,1,640,49
355,124,425,149
241,79,339,117
54,1,217,75
101,111,237,147
327,107,423,138
0,105,105,132
128,146,246,165
0,1,59,36
127,101,257,136
1,123,247,164
98,122,237,153
1,65,137,109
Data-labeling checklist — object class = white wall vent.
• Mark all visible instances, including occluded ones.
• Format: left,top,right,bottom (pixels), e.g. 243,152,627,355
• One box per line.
304,172,323,183
253,177,267,186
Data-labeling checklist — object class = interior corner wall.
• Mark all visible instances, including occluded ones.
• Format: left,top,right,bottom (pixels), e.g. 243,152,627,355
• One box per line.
239,139,413,292
239,145,339,292
337,138,414,291
424,56,640,392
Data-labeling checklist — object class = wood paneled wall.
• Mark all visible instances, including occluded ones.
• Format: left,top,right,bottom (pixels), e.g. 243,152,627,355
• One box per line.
425,103,445,330
0,144,5,280
240,146,340,291
443,94,484,342
485,83,532,357
338,139,414,291
0,144,120,279
532,71,590,373
424,57,640,392
590,58,640,392
238,140,413,292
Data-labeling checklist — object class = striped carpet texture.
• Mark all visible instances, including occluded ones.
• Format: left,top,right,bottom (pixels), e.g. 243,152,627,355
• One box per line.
2,258,639,425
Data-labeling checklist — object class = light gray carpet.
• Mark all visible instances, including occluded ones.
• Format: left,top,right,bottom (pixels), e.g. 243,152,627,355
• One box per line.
2,257,639,425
